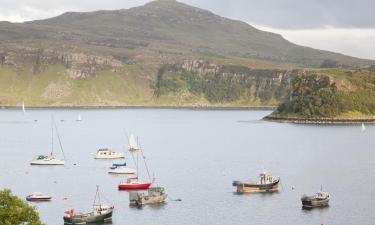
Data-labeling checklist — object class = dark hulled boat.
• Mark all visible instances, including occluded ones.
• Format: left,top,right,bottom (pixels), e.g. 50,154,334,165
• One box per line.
63,186,114,224
301,191,330,209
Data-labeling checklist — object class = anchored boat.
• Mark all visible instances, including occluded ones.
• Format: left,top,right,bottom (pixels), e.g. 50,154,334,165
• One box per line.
233,170,280,193
31,116,66,166
118,134,153,190
26,193,52,202
301,187,330,209
108,162,136,174
129,187,167,206
94,148,125,159
63,186,113,224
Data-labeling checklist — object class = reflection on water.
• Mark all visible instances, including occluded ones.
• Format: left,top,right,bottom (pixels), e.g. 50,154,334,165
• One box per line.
0,109,374,225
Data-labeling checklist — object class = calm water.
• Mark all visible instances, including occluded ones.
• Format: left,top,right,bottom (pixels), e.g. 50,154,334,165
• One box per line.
0,109,374,225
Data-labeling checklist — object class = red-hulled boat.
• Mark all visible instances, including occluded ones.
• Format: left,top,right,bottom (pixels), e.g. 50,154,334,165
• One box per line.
118,177,152,190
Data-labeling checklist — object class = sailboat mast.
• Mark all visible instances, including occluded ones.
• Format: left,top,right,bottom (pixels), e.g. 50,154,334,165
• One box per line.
51,116,54,156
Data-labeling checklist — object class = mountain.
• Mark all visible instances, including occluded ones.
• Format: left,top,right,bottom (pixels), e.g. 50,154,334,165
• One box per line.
0,0,373,107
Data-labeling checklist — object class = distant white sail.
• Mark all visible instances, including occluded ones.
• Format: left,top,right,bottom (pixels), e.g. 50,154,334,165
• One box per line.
77,113,82,121
362,123,366,132
22,102,26,114
129,134,139,151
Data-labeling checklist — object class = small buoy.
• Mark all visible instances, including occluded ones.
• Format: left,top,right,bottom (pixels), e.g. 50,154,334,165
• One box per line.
292,186,295,190
73,163,77,166
63,197,68,200
54,181,58,184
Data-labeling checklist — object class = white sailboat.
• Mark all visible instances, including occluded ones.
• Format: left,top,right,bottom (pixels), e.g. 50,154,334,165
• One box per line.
362,123,366,132
77,113,82,122
22,102,26,114
31,116,65,165
129,134,140,151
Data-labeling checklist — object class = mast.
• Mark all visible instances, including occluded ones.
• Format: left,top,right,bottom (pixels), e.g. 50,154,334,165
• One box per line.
93,186,102,210
51,115,54,156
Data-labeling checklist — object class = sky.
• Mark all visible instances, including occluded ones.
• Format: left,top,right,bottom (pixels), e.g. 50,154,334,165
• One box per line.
0,0,374,60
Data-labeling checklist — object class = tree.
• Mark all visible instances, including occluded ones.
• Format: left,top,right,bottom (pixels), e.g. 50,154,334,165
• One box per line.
0,189,44,225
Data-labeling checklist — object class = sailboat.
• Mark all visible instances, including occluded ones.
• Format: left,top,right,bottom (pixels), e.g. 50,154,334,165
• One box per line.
30,116,65,165
22,102,26,114
362,123,366,132
76,113,82,122
63,186,114,224
118,135,152,190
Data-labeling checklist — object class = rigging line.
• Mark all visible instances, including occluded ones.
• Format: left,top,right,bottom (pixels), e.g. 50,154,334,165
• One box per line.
138,142,152,182
51,114,54,155
53,117,67,160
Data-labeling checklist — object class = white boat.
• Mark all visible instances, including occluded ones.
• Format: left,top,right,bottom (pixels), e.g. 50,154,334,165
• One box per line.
31,116,66,166
77,113,82,122
108,163,136,174
129,134,140,151
26,192,52,201
362,123,366,132
31,155,65,165
95,148,125,159
22,102,26,114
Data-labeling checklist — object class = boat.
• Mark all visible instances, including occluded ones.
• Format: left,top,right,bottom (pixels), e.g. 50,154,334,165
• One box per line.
362,123,366,131
63,186,114,224
31,116,66,166
26,193,52,202
108,162,136,174
232,170,280,193
22,102,26,114
76,113,82,122
301,190,330,209
94,148,125,159
118,177,152,190
118,134,153,190
129,187,167,206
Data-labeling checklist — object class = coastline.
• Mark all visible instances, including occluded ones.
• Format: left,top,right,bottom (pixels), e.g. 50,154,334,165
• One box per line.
0,105,277,110
264,115,375,124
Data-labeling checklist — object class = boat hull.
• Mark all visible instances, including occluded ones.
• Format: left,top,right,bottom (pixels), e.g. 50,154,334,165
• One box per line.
95,154,125,159
26,196,52,202
118,183,151,190
234,179,280,193
30,159,65,165
108,168,136,174
302,198,329,209
63,210,113,224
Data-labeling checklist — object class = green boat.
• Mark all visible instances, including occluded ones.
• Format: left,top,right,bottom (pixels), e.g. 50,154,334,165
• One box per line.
63,186,114,224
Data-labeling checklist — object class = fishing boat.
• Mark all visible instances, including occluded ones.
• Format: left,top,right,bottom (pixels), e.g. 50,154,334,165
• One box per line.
301,186,330,209
129,187,167,206
26,193,52,202
232,170,280,193
76,113,82,122
63,186,114,224
108,162,136,174
94,148,125,159
118,134,153,190
31,116,66,166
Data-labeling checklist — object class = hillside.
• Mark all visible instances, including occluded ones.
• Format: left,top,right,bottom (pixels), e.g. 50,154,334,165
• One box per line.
0,0,374,107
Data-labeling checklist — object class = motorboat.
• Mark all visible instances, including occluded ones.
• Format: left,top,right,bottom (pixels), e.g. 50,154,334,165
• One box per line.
94,148,125,159
26,193,52,202
233,170,280,193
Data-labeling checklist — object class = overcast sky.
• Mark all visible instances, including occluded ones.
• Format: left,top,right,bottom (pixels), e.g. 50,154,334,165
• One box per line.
1,0,374,60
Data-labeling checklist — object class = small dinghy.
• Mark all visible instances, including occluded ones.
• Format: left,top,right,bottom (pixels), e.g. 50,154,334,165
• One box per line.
63,186,113,224
95,148,125,159
108,162,136,174
129,187,167,206
301,188,330,209
233,170,280,193
26,193,52,202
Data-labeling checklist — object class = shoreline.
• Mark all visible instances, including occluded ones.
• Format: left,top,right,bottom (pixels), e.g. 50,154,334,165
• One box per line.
0,105,277,110
264,115,375,124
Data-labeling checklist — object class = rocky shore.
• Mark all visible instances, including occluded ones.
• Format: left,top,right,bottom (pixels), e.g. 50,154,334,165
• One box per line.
264,115,375,124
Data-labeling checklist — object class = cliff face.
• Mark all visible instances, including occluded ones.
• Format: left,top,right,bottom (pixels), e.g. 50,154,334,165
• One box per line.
0,44,123,79
154,60,297,106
